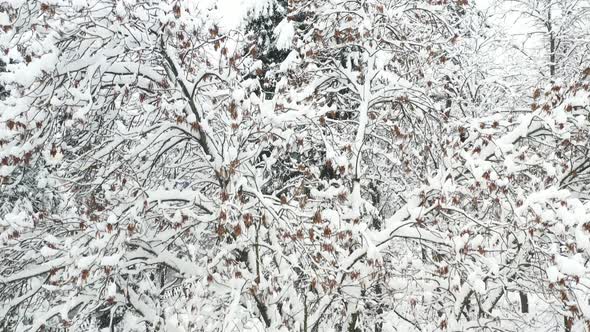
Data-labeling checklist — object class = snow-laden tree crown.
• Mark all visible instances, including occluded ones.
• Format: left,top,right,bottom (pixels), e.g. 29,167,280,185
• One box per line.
0,0,589,331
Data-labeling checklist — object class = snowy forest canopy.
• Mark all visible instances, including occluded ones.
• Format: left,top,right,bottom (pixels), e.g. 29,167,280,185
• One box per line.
1,0,590,331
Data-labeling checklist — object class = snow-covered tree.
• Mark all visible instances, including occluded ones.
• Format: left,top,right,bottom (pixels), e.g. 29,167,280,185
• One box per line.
0,0,284,330
1,0,589,331
269,0,518,330
501,0,590,80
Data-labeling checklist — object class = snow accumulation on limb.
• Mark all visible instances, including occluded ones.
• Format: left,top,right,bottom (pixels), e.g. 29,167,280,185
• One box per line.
0,258,67,284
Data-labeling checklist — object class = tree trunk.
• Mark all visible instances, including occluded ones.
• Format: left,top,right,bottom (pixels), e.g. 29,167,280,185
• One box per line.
546,2,556,77
519,291,529,313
